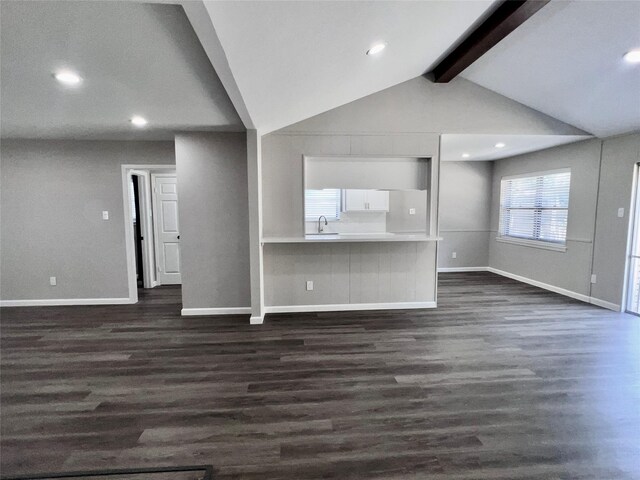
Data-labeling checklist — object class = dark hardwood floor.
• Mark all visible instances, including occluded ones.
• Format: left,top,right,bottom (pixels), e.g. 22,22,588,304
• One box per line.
1,273,639,479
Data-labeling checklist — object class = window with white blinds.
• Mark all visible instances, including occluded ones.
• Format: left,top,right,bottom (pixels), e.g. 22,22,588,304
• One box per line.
498,169,571,246
304,189,341,221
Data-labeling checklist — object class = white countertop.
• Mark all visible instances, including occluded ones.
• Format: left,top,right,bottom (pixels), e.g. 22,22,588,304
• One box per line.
262,233,442,244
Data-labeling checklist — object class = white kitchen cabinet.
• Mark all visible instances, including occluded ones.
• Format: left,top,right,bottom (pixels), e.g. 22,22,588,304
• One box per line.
343,189,389,212
344,189,367,211
367,190,390,211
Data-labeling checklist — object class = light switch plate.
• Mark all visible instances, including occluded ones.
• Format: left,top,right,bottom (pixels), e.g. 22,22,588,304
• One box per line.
409,208,416,215
618,208,625,218
306,281,314,291
102,210,109,220
591,274,597,284
49,276,57,286
451,252,457,259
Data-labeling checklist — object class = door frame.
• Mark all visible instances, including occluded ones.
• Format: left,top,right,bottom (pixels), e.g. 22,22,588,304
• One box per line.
122,165,176,304
622,162,640,314
130,170,156,289
151,173,181,286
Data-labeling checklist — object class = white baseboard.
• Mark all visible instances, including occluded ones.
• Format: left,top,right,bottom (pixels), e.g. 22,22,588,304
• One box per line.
487,267,621,312
264,301,437,314
250,315,264,325
588,297,622,312
181,307,251,316
487,267,591,303
438,267,489,273
0,297,134,307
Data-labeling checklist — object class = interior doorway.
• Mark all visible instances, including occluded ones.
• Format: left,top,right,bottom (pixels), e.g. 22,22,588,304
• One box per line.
625,163,640,315
122,165,180,303
130,175,145,287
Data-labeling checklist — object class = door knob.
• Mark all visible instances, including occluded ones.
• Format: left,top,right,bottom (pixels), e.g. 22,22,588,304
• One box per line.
177,235,180,239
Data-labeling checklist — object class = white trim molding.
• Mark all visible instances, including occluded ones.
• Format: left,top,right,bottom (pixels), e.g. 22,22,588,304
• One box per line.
495,236,567,252
181,307,251,316
488,267,590,302
265,301,437,314
250,315,264,325
438,267,489,273
589,297,622,312
487,267,621,312
0,298,133,307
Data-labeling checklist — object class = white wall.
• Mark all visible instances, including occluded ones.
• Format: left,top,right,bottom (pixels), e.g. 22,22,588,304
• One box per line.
175,132,250,311
0,139,175,302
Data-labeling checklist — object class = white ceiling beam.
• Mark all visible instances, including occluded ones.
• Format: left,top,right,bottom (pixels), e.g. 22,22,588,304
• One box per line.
180,1,255,130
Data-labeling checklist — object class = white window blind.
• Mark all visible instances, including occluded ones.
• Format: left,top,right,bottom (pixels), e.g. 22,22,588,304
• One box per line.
499,169,571,245
304,189,341,221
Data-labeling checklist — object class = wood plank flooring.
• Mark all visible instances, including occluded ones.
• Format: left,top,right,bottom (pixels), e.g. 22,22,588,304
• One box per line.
1,272,639,479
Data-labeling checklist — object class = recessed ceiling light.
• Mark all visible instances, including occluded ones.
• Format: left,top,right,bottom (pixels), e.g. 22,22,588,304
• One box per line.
495,142,506,148
461,153,470,159
53,69,82,86
623,49,640,63
130,116,148,127
366,42,386,56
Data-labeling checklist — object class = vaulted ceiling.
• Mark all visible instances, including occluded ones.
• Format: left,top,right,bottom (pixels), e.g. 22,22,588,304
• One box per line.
199,0,497,134
2,0,638,141
461,0,640,138
198,0,639,137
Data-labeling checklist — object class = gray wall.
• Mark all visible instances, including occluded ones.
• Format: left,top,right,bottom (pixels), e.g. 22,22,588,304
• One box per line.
591,133,640,306
283,77,587,136
386,190,428,234
262,76,587,308
439,161,493,269
263,242,436,307
262,133,440,238
175,132,250,309
0,139,175,300
484,134,640,310
488,139,602,297
262,133,440,307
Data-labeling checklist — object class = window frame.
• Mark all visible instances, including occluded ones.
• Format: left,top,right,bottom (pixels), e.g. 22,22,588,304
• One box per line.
497,168,571,252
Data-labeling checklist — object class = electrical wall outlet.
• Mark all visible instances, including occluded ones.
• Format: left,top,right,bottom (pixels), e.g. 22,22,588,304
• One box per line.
591,274,597,284
49,276,57,286
451,252,457,259
408,208,416,215
618,208,625,218
102,210,109,220
306,280,314,291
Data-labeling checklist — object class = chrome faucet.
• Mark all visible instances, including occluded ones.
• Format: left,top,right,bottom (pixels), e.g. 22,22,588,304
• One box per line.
318,215,328,233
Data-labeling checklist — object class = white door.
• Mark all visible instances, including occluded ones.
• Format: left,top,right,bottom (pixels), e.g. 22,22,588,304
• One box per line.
153,175,181,285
